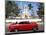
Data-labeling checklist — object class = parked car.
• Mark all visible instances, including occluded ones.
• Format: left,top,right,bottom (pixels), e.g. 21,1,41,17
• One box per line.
8,21,38,32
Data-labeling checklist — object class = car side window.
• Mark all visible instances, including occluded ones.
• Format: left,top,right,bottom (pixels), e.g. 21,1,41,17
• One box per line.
19,22,24,24
24,22,30,24
19,22,30,24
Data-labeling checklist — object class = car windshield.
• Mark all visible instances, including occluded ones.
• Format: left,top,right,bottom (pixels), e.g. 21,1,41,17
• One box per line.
19,22,30,24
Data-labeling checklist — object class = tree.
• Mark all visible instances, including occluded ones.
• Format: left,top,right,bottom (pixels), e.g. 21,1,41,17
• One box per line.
5,1,20,18
37,3,44,18
28,3,32,10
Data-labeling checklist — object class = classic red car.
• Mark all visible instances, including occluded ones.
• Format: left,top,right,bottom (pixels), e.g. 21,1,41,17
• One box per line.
8,21,38,32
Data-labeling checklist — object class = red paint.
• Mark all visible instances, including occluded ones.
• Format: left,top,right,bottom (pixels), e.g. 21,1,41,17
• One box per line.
8,21,38,32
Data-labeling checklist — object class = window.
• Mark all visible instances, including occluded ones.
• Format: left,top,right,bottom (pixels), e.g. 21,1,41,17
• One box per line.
19,21,30,24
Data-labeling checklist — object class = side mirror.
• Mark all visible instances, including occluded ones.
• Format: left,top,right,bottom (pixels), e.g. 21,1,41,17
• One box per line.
16,22,18,24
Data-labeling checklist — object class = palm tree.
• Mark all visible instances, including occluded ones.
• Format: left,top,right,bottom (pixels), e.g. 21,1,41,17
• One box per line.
28,3,32,10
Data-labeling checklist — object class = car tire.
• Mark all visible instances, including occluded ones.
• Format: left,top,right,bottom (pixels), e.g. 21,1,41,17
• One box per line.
33,28,38,32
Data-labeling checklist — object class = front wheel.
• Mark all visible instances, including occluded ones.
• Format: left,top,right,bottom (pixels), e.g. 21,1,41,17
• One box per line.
32,28,38,32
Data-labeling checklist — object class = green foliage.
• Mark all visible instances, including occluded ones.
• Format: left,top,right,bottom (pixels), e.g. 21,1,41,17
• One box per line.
5,1,20,18
28,4,32,10
37,3,44,18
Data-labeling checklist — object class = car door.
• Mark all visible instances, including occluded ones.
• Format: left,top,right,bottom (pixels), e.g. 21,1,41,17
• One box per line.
18,22,33,31
23,22,33,31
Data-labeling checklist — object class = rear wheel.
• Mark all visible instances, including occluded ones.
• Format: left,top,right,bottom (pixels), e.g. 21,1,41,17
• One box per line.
15,29,18,32
9,29,15,32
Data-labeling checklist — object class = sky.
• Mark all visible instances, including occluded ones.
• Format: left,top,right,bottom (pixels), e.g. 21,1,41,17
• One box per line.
15,1,39,16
